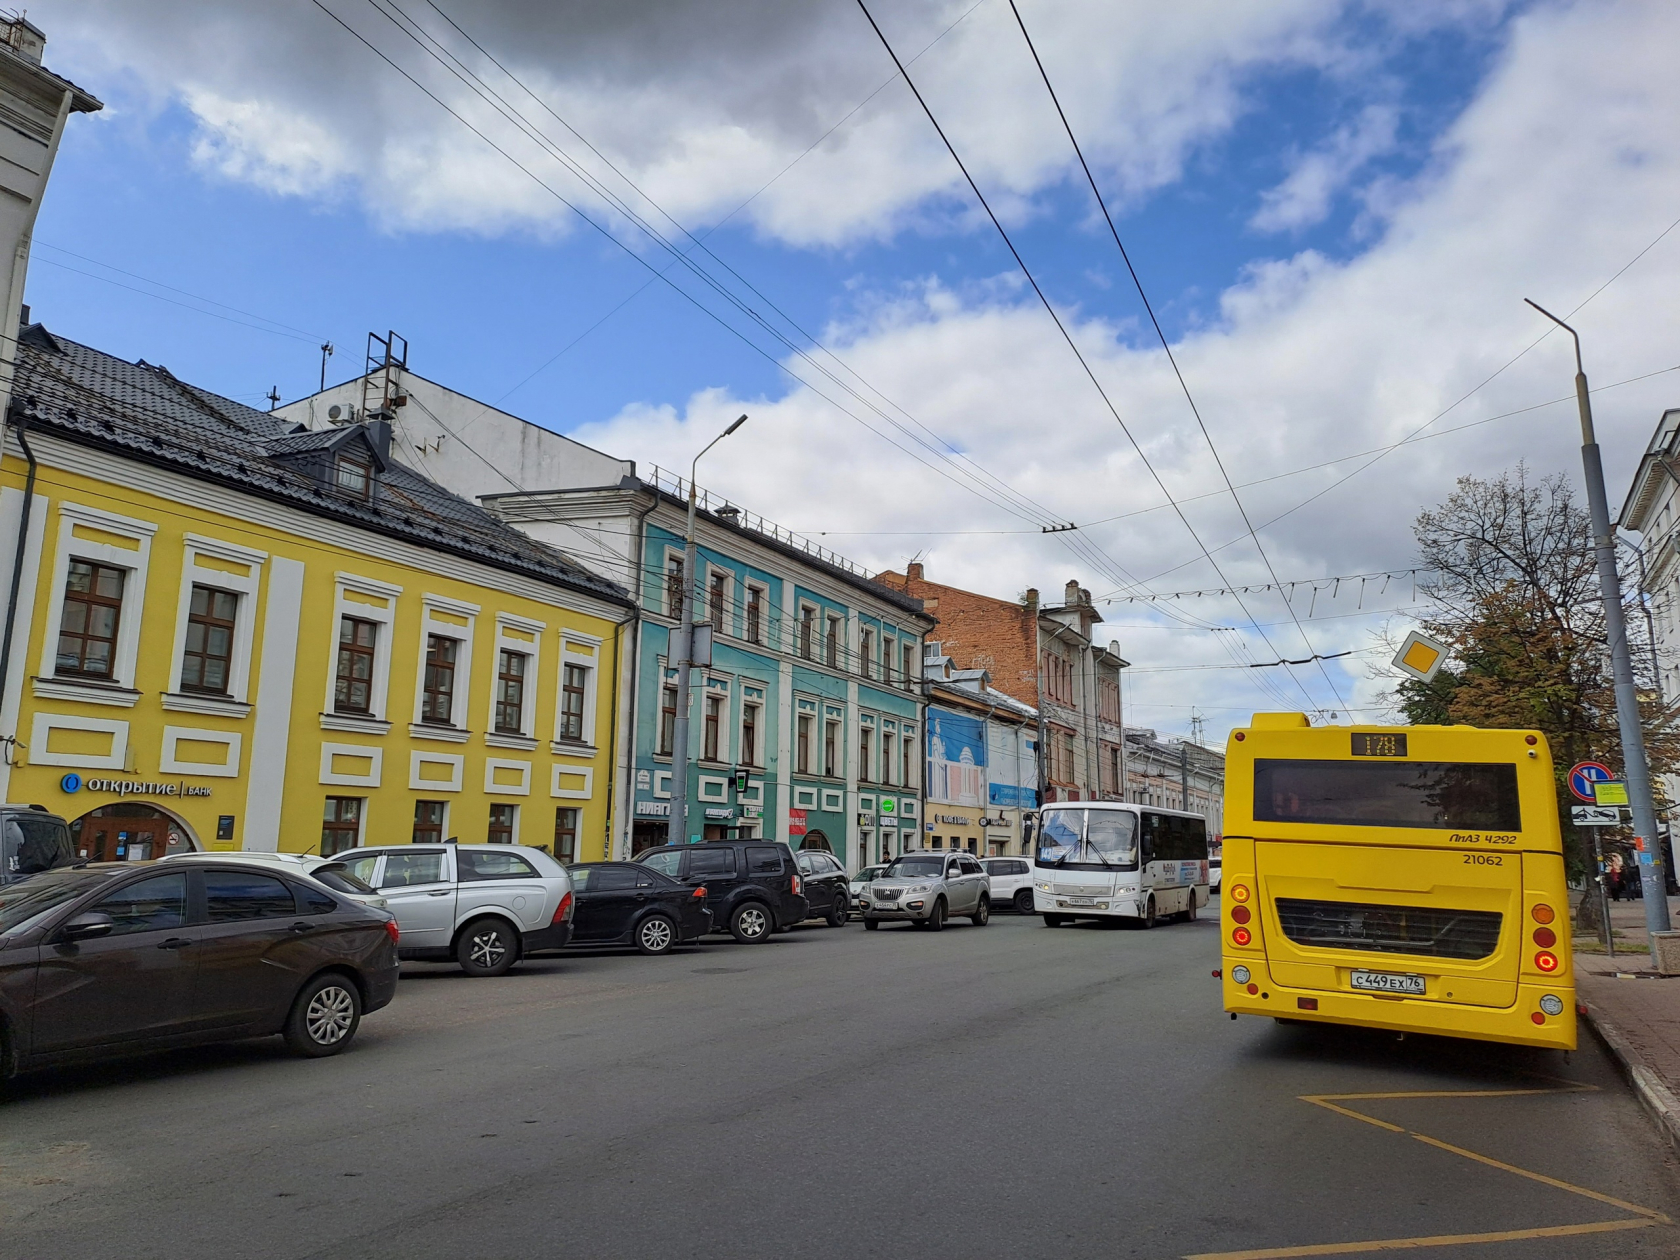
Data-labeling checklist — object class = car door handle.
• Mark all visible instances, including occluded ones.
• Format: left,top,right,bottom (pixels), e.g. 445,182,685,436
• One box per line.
290,921,315,934
426,890,451,897
157,937,194,950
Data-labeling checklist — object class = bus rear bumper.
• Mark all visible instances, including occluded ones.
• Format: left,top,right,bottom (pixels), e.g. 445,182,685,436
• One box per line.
1220,960,1576,1051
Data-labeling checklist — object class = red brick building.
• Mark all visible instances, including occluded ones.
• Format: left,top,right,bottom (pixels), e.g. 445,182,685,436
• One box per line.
874,563,1127,804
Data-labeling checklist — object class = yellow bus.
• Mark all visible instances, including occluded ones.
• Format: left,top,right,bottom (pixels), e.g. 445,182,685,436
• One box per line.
1221,713,1574,1050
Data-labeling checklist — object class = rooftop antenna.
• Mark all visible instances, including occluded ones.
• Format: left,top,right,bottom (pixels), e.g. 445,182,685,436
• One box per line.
319,341,334,393
361,330,408,422
1189,709,1205,748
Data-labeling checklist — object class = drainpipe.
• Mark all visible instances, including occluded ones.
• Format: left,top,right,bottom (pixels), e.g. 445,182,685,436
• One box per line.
0,407,36,760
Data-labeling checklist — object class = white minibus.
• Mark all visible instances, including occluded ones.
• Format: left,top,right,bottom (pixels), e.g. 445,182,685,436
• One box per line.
1033,802,1209,927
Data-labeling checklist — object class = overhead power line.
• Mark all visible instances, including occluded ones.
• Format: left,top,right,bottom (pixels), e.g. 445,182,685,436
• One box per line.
1106,567,1433,607
853,0,1320,715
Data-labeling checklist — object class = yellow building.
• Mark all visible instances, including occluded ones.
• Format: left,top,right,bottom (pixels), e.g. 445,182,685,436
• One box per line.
0,326,634,860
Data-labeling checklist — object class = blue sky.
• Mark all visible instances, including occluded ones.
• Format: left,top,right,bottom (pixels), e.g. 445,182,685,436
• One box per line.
23,1,1680,735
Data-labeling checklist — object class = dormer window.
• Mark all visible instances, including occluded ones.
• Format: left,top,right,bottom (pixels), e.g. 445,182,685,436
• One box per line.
335,453,371,499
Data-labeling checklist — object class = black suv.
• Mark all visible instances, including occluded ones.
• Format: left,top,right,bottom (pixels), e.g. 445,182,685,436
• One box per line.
637,841,809,943
794,848,851,927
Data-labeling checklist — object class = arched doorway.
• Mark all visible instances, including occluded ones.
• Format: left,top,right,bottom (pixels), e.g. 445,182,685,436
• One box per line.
69,802,201,863
799,830,832,853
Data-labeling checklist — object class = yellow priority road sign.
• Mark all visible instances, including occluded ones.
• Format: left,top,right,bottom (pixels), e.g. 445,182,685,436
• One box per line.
1392,630,1449,682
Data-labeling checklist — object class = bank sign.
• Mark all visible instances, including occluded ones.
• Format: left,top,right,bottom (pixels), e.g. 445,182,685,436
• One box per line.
60,773,212,798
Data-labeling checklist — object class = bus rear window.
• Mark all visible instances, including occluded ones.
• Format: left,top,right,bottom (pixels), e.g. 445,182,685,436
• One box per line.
1253,759,1521,831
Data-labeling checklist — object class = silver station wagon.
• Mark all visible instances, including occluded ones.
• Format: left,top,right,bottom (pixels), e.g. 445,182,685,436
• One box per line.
335,843,574,976
862,850,991,931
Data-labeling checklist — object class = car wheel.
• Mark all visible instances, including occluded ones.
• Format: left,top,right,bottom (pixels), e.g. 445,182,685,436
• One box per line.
731,901,772,943
926,898,947,932
826,893,849,928
457,917,520,976
1013,889,1034,915
971,895,990,927
864,916,880,931
635,913,677,956
283,973,361,1057
1141,897,1157,930
1043,914,1067,927
1183,892,1198,923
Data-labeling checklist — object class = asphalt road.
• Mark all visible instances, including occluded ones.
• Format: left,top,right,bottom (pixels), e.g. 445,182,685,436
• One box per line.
3,904,1677,1260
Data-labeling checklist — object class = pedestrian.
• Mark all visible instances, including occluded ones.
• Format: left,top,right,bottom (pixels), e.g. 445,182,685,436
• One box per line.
1608,851,1625,901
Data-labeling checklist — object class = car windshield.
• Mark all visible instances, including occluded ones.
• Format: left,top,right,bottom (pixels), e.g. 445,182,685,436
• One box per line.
884,856,944,879
0,869,108,934
2,814,73,878
310,862,377,895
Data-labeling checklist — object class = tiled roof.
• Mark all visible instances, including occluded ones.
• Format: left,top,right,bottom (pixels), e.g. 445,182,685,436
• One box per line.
8,327,631,608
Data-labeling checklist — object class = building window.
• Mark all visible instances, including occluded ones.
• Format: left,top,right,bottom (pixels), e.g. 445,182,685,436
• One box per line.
554,807,579,864
902,731,914,787
703,694,722,762
799,606,815,659
883,636,896,685
335,453,371,499
881,731,894,786
901,642,916,691
666,556,685,618
742,703,759,767
1099,679,1121,724
56,559,126,679
413,800,446,844
421,634,459,725
825,614,841,668
824,719,838,777
861,628,874,679
495,649,527,734
710,572,727,634
859,728,873,784
488,803,517,845
180,584,237,694
658,684,678,756
797,714,812,774
321,797,362,856
334,616,379,714
745,586,763,644
560,663,588,742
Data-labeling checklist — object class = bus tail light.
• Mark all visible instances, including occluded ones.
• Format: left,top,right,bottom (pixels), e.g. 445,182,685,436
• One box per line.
1230,884,1251,904
1230,905,1251,924
1534,950,1559,973
1531,1011,1546,1025
1297,997,1318,1011
1539,995,1564,1016
1531,903,1555,924
1532,926,1556,948
1232,927,1252,946
1231,965,1251,984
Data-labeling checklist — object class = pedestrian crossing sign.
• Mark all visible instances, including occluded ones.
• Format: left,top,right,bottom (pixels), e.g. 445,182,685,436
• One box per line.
1392,630,1448,682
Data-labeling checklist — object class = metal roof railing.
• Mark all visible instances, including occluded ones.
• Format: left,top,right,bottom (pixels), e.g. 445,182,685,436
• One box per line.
644,465,874,581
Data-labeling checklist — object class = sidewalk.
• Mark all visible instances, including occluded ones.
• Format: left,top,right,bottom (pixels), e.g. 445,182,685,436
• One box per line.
1574,895,1680,1154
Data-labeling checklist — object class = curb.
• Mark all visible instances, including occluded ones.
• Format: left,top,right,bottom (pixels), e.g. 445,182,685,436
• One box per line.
1581,1001,1680,1157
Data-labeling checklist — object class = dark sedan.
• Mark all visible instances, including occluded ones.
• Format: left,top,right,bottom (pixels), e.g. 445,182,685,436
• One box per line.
566,862,711,954
0,862,399,1079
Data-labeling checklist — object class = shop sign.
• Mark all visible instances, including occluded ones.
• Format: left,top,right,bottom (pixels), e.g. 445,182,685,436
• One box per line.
703,807,735,821
635,800,671,817
743,805,762,820
61,773,211,798
879,797,897,814
934,813,969,826
789,808,807,836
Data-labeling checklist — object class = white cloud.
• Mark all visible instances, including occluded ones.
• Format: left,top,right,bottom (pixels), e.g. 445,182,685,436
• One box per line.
1250,103,1400,233
563,0,1680,731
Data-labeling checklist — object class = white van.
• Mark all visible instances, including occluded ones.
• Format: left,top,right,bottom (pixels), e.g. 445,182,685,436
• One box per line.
1033,802,1209,928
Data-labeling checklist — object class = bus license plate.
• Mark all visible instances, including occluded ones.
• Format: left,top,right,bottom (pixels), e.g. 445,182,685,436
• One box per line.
1350,969,1425,996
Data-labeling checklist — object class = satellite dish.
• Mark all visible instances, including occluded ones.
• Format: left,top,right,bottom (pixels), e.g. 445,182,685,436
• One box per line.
327,404,342,421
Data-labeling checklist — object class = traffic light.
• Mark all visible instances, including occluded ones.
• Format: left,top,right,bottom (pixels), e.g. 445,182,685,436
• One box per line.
734,766,749,793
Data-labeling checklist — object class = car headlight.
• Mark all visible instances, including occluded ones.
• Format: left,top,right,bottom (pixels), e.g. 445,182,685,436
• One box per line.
1036,882,1051,892
907,884,932,895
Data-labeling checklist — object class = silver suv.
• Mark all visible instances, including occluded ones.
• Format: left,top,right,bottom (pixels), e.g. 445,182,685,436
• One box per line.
862,850,990,931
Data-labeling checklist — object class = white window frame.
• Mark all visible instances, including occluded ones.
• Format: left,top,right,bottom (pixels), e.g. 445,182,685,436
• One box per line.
704,562,732,636
555,630,603,749
167,533,268,703
326,572,401,721
798,601,818,659
743,582,768,645
40,502,158,690
411,594,480,732
490,612,545,742
663,546,687,619
487,801,522,845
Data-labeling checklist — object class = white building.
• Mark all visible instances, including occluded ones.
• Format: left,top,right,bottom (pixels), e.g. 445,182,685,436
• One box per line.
1617,406,1680,817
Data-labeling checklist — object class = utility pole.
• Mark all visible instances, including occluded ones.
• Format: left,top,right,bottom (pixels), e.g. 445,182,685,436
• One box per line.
667,415,747,847
319,342,334,393
1180,740,1190,813
1527,299,1672,938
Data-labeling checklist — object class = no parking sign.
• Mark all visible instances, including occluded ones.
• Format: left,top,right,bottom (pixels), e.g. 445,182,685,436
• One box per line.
1568,761,1613,804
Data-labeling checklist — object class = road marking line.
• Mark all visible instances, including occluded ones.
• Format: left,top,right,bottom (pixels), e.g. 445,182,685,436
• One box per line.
1184,1216,1658,1260
1184,1084,1671,1259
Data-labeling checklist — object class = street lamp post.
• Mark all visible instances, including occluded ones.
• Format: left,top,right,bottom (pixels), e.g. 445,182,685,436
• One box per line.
1527,300,1672,939
667,414,748,847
